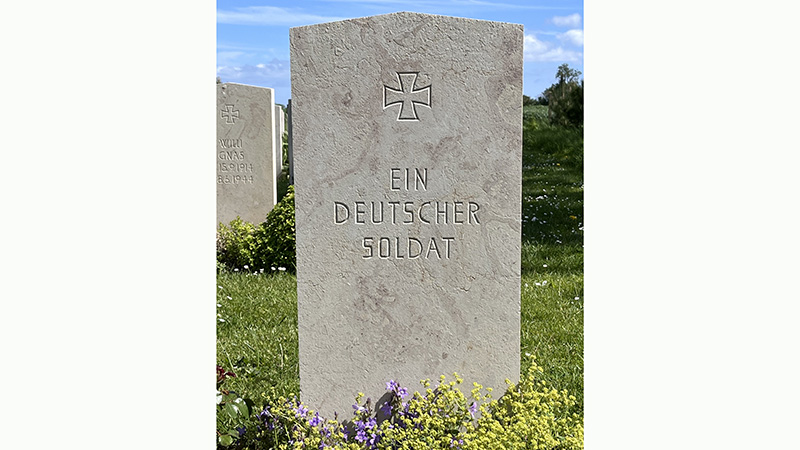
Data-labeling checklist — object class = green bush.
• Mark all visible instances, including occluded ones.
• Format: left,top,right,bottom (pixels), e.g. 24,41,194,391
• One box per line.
217,355,583,449
217,218,257,271
523,105,550,130
252,185,296,272
217,186,296,272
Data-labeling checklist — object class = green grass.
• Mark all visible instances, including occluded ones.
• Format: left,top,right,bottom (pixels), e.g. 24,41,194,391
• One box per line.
217,122,583,412
519,124,583,409
216,271,298,400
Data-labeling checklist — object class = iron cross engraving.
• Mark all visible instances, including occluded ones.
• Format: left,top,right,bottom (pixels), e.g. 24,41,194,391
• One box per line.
383,72,431,121
221,104,240,124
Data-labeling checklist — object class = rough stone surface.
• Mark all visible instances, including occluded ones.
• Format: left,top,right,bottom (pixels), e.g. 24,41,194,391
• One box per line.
217,83,277,225
291,11,522,418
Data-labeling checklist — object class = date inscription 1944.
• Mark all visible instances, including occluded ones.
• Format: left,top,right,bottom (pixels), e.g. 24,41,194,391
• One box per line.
217,140,254,184
333,168,481,260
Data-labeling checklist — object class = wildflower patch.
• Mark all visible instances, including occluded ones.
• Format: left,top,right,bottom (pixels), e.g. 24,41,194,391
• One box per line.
217,356,583,449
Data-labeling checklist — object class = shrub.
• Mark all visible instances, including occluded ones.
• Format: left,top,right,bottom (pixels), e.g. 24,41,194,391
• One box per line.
252,185,296,272
217,355,583,449
217,218,257,271
523,105,550,130
217,186,296,273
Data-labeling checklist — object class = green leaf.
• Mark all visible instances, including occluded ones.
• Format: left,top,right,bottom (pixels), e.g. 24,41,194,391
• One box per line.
234,398,250,417
219,435,233,446
244,397,256,413
225,402,240,419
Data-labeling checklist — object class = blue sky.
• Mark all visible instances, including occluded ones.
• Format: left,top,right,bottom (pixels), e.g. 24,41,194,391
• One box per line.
217,0,583,106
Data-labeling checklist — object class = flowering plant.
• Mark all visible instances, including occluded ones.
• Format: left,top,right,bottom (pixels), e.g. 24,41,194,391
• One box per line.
216,366,256,447
217,355,582,449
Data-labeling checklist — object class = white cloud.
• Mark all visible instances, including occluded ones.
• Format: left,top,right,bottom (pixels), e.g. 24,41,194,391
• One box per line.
217,6,347,26
558,29,584,47
552,13,581,27
216,59,291,87
524,34,582,62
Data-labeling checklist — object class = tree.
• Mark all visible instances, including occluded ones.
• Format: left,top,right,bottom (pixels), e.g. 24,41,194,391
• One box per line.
556,63,581,86
523,94,549,106
523,94,534,106
544,64,583,128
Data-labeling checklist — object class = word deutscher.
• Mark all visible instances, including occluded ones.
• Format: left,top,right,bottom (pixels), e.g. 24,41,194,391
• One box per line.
334,200,480,225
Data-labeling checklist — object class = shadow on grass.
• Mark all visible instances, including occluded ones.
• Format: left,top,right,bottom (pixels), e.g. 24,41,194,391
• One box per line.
520,125,583,276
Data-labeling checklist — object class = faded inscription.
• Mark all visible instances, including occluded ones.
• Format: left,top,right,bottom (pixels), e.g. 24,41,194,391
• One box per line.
217,145,255,184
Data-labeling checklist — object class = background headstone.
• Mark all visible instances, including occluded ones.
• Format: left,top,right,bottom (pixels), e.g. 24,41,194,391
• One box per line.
287,99,294,184
217,83,277,225
275,104,285,181
291,12,523,417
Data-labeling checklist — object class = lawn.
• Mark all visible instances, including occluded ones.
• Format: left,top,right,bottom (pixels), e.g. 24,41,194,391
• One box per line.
217,111,583,412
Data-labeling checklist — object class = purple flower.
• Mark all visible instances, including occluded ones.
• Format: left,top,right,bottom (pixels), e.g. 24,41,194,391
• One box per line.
258,407,276,430
293,404,309,418
368,432,380,447
450,437,465,448
309,412,322,427
380,402,392,415
386,379,409,399
320,424,332,439
236,426,246,437
352,404,366,413
469,402,478,418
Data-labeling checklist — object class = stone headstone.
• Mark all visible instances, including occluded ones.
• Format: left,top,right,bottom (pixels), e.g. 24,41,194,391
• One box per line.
275,104,285,180
290,11,522,418
217,83,277,225
287,99,294,184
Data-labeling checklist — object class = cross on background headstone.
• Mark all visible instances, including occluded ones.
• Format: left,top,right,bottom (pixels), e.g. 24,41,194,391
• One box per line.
217,83,277,225
383,72,431,121
221,104,239,124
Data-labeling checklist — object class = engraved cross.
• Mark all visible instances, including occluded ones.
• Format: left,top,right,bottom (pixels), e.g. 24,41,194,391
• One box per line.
221,104,239,124
383,72,431,121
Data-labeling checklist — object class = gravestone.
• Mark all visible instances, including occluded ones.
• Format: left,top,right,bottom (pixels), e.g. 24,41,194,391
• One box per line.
217,83,277,225
287,99,294,184
291,11,522,418
274,104,285,180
